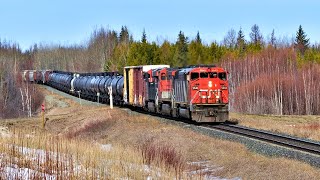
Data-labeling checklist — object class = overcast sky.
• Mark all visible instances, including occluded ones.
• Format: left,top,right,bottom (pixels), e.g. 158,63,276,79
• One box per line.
0,0,319,50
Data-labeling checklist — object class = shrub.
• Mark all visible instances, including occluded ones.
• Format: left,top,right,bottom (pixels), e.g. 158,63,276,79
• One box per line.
140,139,185,176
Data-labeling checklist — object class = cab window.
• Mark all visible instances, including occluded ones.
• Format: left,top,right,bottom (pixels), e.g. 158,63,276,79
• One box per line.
191,72,199,80
209,72,217,78
200,72,208,78
144,73,150,79
218,72,227,80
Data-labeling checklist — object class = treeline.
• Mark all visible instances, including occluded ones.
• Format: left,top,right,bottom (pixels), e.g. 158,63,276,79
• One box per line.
32,25,320,72
0,41,43,118
223,48,320,115
1,24,320,118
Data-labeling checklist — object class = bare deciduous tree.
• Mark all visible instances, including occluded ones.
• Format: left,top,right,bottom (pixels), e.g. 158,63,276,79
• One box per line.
223,28,237,49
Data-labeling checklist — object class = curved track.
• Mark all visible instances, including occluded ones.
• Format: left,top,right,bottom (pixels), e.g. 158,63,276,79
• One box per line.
133,106,320,156
206,124,320,156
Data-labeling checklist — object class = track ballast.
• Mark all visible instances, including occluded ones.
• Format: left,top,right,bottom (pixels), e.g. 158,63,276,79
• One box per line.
205,124,320,156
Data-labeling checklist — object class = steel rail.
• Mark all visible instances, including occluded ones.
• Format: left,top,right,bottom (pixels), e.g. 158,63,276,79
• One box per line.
206,124,320,156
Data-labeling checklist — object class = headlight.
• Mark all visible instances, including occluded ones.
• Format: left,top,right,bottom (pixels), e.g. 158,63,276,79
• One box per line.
208,81,212,88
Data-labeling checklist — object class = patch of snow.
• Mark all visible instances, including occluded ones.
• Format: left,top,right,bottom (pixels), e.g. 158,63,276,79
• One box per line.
2,167,56,180
1,144,84,178
100,144,112,151
187,161,241,180
202,175,241,180
25,134,35,138
0,126,11,138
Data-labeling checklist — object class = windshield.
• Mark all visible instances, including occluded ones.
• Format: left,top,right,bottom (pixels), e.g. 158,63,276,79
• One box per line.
200,72,208,78
218,72,227,80
191,72,199,80
209,72,217,78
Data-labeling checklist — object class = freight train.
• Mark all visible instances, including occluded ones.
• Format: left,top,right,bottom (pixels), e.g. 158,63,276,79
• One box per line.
22,65,229,122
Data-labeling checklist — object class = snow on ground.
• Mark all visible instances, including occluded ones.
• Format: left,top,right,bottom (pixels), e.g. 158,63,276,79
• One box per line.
0,126,10,138
0,144,80,179
99,143,112,151
2,167,56,180
187,161,241,180
0,143,240,179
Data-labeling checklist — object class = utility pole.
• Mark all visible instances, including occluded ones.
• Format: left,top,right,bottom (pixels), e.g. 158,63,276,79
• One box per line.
97,92,100,105
108,86,113,109
41,103,45,128
77,91,81,106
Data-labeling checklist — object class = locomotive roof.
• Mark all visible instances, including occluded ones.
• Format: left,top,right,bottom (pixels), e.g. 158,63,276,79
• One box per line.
178,67,194,74
178,66,225,74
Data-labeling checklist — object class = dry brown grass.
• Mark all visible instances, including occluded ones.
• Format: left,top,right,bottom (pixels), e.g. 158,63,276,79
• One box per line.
231,113,320,141
1,87,319,179
0,128,187,179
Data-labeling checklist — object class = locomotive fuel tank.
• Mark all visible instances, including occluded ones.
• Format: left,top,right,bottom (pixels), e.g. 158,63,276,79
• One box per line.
179,108,190,119
147,102,156,112
161,104,171,115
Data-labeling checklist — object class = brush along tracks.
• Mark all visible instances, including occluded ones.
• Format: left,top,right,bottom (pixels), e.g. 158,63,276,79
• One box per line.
206,124,320,156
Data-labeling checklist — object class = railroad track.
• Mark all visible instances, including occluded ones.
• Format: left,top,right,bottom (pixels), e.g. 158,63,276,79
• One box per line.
133,106,320,156
206,124,320,156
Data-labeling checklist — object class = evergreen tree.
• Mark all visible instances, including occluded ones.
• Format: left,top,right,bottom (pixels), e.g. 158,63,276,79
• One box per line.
295,25,309,54
119,26,129,44
269,29,276,48
195,31,201,44
189,36,204,65
173,31,189,67
158,40,174,66
127,42,142,66
236,27,246,55
141,29,147,43
209,42,225,64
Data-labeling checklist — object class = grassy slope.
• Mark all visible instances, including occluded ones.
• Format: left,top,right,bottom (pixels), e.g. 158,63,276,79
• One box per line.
0,86,319,179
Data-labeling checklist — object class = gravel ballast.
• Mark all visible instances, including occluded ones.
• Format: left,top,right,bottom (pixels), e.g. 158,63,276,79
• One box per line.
157,118,320,168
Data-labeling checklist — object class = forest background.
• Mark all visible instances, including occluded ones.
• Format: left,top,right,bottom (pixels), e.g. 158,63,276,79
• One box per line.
1,24,319,119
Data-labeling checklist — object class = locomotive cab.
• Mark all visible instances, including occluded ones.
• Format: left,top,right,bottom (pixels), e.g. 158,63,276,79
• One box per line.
174,65,229,122
188,66,229,122
158,68,176,102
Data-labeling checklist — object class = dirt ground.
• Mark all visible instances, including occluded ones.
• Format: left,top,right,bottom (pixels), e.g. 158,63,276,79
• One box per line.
1,86,320,179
